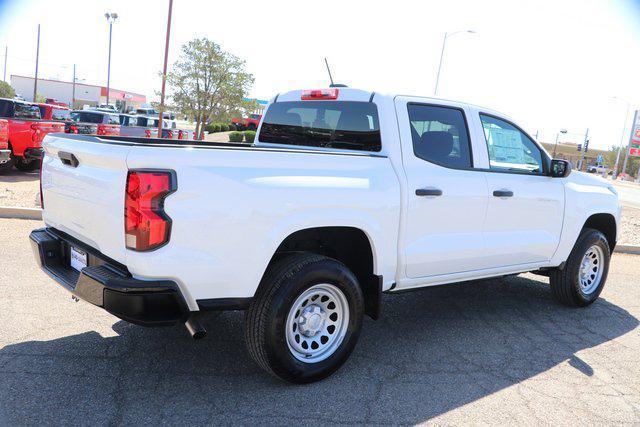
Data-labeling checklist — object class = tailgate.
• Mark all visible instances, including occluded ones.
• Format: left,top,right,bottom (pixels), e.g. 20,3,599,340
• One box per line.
41,134,132,264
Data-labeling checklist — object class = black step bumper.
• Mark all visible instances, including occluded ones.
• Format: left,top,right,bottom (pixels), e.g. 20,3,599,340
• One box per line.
30,227,190,327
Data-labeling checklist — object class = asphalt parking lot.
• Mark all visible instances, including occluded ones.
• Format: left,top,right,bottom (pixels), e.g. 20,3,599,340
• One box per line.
0,218,639,425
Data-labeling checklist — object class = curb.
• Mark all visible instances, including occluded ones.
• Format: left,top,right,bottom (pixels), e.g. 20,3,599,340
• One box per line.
0,206,42,220
615,245,640,255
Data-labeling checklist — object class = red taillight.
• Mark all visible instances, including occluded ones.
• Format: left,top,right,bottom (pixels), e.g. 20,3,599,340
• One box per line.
97,125,105,135
167,130,173,139
69,125,78,134
144,129,151,138
125,170,176,251
301,89,339,100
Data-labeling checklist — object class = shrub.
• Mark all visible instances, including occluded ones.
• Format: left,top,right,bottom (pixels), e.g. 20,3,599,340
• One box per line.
229,131,244,142
220,123,229,132
213,124,221,133
205,123,215,133
244,130,256,143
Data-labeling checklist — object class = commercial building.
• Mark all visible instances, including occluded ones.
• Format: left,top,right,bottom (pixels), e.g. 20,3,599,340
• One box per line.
10,75,146,111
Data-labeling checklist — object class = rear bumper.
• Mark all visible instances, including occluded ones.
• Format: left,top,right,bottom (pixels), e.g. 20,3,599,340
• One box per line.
0,149,10,164
29,227,190,327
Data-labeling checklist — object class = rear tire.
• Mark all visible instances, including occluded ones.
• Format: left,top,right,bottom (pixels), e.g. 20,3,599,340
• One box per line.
245,252,364,384
0,160,12,174
550,228,610,307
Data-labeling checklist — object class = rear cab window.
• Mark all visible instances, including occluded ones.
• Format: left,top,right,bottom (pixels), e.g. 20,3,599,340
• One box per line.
71,112,104,124
258,101,381,152
14,103,41,120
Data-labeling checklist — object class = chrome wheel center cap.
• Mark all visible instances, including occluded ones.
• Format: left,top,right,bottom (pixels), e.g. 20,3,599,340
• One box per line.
298,305,325,337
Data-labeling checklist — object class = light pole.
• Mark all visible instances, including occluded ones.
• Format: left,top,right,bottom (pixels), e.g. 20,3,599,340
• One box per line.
104,12,118,107
158,0,174,140
552,129,568,157
611,96,632,179
434,30,475,96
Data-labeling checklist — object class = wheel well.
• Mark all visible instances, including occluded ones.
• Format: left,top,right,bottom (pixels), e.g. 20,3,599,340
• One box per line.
584,213,616,251
268,227,382,320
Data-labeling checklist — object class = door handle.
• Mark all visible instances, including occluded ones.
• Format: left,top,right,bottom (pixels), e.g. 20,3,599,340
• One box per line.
493,189,513,198
415,188,443,197
58,151,79,168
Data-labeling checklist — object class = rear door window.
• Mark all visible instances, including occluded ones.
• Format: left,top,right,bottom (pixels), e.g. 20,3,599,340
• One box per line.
407,104,472,169
259,101,381,152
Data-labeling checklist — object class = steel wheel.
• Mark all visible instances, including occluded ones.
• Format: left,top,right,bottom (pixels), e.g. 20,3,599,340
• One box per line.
579,244,604,295
285,283,349,363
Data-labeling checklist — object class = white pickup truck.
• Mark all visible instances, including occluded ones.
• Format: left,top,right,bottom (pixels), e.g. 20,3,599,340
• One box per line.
31,88,621,383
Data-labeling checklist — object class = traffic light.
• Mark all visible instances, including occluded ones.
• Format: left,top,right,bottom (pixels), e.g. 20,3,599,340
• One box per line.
584,139,589,152
577,144,582,151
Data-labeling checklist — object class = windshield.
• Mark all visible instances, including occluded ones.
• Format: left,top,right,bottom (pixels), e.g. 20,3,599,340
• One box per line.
258,101,381,152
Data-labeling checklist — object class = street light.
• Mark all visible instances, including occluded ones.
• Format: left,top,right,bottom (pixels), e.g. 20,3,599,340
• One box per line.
552,129,568,157
434,30,476,96
611,96,632,179
104,12,118,107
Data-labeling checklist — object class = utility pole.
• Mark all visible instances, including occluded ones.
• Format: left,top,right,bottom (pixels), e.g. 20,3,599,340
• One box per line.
33,24,40,101
104,13,118,106
158,0,173,139
621,110,639,176
3,45,7,82
71,64,76,109
577,128,589,171
613,103,630,178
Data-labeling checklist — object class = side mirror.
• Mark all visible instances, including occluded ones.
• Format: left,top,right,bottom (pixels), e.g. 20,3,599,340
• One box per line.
550,159,571,178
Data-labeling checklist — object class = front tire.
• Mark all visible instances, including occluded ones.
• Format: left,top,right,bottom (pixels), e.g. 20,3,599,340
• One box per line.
245,252,364,383
550,228,610,307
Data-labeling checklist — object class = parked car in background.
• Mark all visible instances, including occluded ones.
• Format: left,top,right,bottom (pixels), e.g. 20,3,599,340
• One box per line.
0,119,9,169
135,107,175,120
95,104,118,112
587,164,607,174
118,114,158,138
31,88,621,383
231,113,262,131
69,110,120,136
0,98,65,172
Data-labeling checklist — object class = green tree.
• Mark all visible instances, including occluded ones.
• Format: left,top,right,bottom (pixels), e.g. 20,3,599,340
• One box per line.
0,81,15,98
166,38,254,139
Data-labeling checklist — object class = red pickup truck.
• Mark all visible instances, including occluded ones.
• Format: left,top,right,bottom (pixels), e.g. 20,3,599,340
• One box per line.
231,114,262,131
0,98,65,173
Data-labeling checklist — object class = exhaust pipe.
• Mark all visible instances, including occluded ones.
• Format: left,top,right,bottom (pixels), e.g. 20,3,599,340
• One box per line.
185,316,207,340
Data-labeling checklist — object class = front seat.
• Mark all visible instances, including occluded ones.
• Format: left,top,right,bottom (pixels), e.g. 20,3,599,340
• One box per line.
419,131,455,165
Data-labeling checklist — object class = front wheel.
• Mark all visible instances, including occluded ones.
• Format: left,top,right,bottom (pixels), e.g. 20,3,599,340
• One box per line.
550,228,610,307
245,253,364,383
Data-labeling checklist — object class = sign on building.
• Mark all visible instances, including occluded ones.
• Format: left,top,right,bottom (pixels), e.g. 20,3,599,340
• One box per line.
629,110,640,157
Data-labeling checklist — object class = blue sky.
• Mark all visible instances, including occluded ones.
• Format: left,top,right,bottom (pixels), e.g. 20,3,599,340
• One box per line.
1,0,639,149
